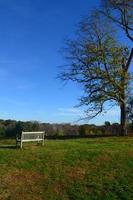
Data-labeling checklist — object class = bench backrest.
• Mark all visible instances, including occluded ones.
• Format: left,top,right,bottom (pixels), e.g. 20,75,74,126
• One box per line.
21,131,45,141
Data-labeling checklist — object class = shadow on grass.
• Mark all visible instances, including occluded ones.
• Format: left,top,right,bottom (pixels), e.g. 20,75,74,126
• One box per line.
0,145,17,149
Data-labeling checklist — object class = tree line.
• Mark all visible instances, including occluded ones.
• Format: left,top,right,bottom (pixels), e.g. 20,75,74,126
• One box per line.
0,119,133,138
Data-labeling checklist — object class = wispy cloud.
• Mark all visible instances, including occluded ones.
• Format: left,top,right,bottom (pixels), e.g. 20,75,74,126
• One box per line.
56,107,84,117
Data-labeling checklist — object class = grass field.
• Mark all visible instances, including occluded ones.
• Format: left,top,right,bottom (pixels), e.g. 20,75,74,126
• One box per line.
0,137,133,200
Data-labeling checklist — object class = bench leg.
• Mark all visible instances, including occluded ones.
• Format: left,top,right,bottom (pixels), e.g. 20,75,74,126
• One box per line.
16,140,20,148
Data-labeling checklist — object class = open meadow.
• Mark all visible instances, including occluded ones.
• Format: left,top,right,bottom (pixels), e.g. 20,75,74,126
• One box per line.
0,137,133,200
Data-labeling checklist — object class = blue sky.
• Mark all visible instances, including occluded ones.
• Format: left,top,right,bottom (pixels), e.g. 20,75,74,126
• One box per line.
0,0,121,124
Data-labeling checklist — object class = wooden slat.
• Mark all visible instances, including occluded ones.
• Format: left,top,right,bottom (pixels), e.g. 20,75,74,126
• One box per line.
22,139,44,142
22,131,45,134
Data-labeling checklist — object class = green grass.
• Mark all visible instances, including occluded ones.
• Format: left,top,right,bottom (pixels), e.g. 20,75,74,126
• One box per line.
0,137,133,200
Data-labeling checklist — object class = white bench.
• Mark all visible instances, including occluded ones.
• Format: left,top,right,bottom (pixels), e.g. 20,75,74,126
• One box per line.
16,131,45,148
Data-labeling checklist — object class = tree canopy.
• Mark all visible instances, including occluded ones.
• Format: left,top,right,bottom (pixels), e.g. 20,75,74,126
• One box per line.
59,1,133,135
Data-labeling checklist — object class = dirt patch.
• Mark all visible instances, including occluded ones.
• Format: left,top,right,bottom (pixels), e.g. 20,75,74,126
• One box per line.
52,180,65,195
96,154,111,163
0,168,46,200
128,151,133,157
65,166,85,182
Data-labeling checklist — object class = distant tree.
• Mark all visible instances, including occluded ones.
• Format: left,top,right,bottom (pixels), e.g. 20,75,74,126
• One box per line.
15,121,23,138
59,11,131,135
23,121,33,132
79,125,86,136
105,121,111,126
0,126,5,137
5,120,17,137
32,121,40,131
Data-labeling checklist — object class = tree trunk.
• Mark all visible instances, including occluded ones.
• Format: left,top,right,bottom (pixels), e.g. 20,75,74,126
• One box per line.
120,62,127,136
120,103,127,136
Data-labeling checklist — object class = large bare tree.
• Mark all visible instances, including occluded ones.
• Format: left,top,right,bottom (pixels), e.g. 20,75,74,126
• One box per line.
59,11,132,135
100,0,133,134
